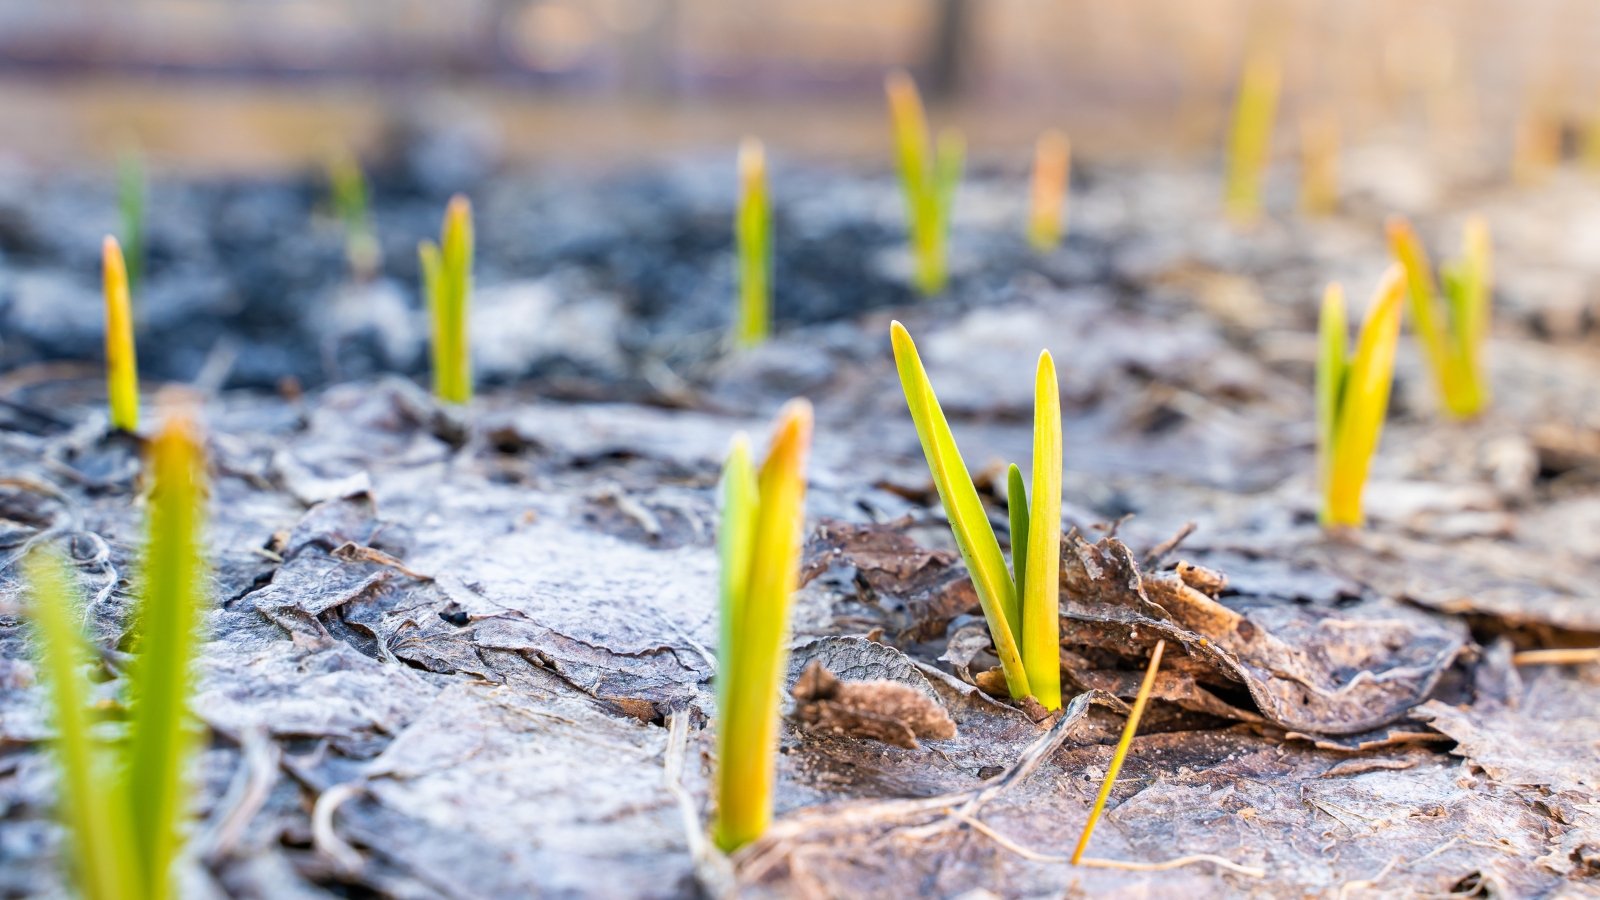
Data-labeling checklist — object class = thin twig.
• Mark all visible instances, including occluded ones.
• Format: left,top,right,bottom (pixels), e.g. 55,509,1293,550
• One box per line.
1072,640,1166,864
1512,647,1600,666
956,813,1264,877
1143,522,1197,568
200,726,280,864
311,782,366,875
663,711,735,898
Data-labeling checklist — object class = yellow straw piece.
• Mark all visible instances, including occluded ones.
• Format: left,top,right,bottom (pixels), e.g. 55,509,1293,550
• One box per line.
1072,640,1166,865
103,236,139,432
1028,130,1071,250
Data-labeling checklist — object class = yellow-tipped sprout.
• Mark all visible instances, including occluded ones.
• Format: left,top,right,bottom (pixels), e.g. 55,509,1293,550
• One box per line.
1298,109,1340,217
419,195,474,404
1386,215,1493,418
734,138,773,348
1318,269,1405,528
1223,51,1281,224
886,70,963,295
327,149,379,280
103,236,139,433
1027,129,1071,251
1071,639,1165,865
891,322,1062,709
714,400,813,853
24,401,207,900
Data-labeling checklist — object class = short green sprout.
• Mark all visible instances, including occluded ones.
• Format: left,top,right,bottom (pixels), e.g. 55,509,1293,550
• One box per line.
418,195,474,405
1027,129,1071,251
715,399,814,853
890,322,1062,709
734,137,773,348
1071,639,1165,865
1223,50,1280,224
1318,269,1405,529
886,70,963,295
327,149,380,280
118,148,145,291
103,236,139,433
1386,215,1493,418
25,402,207,900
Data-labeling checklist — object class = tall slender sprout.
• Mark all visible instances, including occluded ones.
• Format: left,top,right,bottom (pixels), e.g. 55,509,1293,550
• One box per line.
418,195,474,404
103,236,139,433
714,400,813,853
734,137,773,348
1386,215,1493,418
327,149,380,280
1318,268,1405,528
118,149,145,292
890,322,1062,709
1223,50,1281,223
885,70,963,295
1027,129,1071,251
24,402,207,900
1298,109,1340,217
1071,640,1165,865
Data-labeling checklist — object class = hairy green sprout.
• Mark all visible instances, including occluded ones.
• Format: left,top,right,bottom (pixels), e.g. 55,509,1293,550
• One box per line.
1223,51,1280,223
25,403,207,900
1387,215,1493,418
103,236,139,433
1318,269,1405,528
1027,129,1070,251
734,138,773,348
886,70,963,295
119,149,145,291
891,322,1062,709
418,195,474,404
715,400,814,853
327,150,380,280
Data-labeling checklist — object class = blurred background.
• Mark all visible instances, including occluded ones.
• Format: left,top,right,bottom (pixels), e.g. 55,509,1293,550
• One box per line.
0,0,1593,174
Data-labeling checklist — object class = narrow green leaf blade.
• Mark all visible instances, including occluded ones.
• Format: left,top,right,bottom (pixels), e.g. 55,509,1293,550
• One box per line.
1006,463,1028,608
1022,351,1062,710
735,138,772,347
1326,267,1404,527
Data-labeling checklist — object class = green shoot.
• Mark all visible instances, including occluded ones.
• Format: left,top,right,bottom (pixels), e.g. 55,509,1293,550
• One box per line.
24,402,207,900
103,236,139,433
1298,110,1339,217
714,400,813,853
890,322,1062,709
1223,50,1281,224
1071,639,1165,865
1006,463,1028,607
1027,129,1070,251
327,149,380,280
1318,269,1405,529
418,195,474,404
734,137,773,348
118,148,145,291
1386,215,1493,418
886,70,963,295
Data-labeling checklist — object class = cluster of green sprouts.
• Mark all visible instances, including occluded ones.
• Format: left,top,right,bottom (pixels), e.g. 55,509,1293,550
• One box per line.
1027,129,1071,251
734,138,773,348
891,322,1062,710
418,195,475,404
714,400,814,853
1387,215,1493,419
327,149,380,281
885,70,964,295
25,402,207,900
1317,268,1405,528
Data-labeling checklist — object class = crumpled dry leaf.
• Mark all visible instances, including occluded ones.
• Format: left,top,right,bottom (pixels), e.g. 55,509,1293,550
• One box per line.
791,659,957,749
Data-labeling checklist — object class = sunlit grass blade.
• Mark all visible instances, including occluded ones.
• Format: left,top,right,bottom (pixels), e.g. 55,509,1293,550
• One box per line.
886,70,957,296
1223,50,1281,224
419,195,474,405
327,149,379,280
24,549,138,900
1441,215,1492,411
714,400,813,853
1021,351,1062,711
889,322,1027,698
1071,639,1165,865
1315,283,1347,517
102,236,139,433
119,148,145,291
1298,110,1339,216
1323,267,1405,528
1006,463,1029,608
123,401,207,900
734,137,773,348
1387,215,1487,417
1027,129,1071,251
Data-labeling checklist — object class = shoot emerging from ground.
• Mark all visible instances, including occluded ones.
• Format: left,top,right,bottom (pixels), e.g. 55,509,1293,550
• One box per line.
119,148,145,291
1027,129,1071,251
1386,215,1493,418
103,236,139,433
714,400,814,853
24,401,207,900
890,322,1062,709
327,149,379,280
1318,269,1405,529
418,195,474,404
886,70,963,295
1298,110,1340,216
1223,50,1281,224
734,137,773,348
1071,640,1165,865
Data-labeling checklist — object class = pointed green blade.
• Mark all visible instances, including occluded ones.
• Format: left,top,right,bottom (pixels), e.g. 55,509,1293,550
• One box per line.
890,322,1027,697
1021,351,1062,711
1326,267,1405,527
1006,463,1029,608
735,138,773,348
